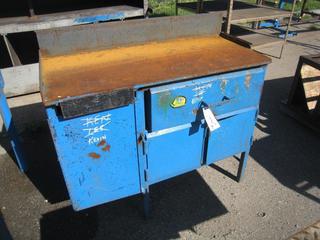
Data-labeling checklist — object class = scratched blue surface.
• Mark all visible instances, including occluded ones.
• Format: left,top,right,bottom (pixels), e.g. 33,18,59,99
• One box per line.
148,67,266,131
74,12,125,24
46,104,140,210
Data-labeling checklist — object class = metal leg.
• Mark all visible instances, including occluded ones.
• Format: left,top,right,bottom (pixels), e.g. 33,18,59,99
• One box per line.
236,151,249,182
175,0,178,15
143,188,150,219
225,0,234,34
299,0,308,20
27,0,35,17
0,89,27,172
252,0,262,29
279,0,297,59
196,0,204,13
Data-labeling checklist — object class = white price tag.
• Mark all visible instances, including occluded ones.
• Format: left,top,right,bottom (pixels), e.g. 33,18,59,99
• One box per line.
202,107,220,132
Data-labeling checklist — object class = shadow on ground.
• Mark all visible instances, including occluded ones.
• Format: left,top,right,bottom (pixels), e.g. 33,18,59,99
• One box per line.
251,77,320,204
0,211,12,240
0,102,228,239
1,76,320,239
0,102,69,203
40,170,228,240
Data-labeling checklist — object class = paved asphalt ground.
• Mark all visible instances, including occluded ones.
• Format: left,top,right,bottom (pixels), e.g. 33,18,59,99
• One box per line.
0,25,319,240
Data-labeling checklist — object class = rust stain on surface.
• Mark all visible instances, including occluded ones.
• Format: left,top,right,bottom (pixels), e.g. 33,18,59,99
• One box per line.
137,136,143,145
88,152,101,159
158,92,172,112
97,140,106,147
245,73,252,89
102,144,111,152
40,36,271,106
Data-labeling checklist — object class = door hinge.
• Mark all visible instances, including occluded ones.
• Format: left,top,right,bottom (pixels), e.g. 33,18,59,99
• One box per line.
141,133,148,156
144,169,149,182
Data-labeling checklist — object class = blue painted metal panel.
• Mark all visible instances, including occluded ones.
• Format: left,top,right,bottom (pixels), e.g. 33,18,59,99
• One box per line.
148,67,266,131
46,104,140,210
146,123,206,184
0,73,27,172
278,0,294,9
74,12,125,24
206,110,257,165
259,19,297,38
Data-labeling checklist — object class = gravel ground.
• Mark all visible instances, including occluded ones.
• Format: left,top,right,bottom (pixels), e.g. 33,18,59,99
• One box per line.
0,26,319,240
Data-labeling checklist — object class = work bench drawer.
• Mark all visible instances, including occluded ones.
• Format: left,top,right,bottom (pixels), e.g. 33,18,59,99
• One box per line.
146,67,266,131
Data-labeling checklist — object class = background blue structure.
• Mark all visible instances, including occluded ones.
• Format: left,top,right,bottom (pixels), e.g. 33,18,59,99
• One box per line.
0,73,27,172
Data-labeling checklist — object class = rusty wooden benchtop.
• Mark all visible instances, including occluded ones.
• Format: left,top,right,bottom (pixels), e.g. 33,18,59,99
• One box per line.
40,35,271,106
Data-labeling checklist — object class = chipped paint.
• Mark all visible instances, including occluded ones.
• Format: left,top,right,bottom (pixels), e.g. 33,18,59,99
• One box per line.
245,73,252,89
158,91,173,112
191,83,212,104
97,140,106,147
235,84,240,94
102,144,111,152
96,138,111,152
220,79,228,93
137,135,143,145
88,152,101,159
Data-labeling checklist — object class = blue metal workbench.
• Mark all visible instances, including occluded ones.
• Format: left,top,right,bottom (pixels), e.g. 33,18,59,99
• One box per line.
36,13,270,214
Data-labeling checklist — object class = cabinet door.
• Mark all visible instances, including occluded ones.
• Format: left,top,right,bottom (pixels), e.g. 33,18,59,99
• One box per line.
47,104,140,210
142,67,265,185
146,123,206,184
144,78,209,184
206,109,257,165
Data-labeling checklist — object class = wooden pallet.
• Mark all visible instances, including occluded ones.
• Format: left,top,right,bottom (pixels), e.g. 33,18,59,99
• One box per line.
287,220,320,240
